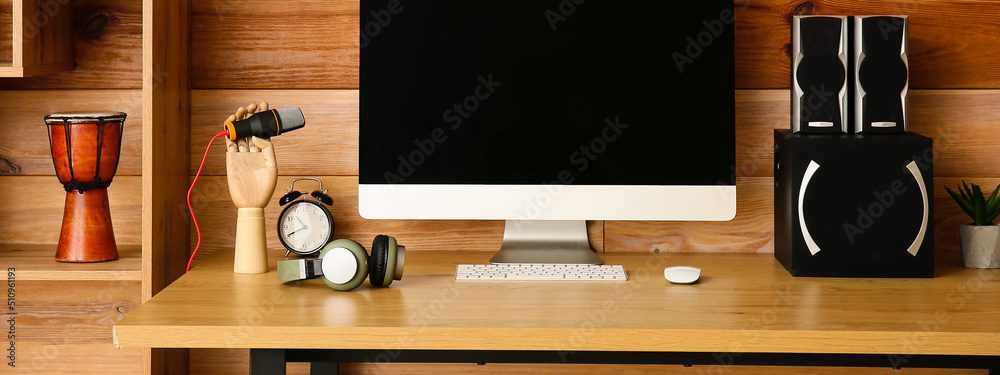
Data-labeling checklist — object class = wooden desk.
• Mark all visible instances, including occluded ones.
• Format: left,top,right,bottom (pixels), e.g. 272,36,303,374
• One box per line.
114,250,1000,373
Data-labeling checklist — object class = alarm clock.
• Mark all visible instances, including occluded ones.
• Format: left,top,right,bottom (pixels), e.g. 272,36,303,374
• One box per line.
277,178,335,256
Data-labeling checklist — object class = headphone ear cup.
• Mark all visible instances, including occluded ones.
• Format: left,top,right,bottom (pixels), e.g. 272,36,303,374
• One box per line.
318,239,369,291
369,235,390,287
369,235,403,287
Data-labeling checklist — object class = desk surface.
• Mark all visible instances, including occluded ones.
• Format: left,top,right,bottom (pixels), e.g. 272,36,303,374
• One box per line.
114,249,1000,356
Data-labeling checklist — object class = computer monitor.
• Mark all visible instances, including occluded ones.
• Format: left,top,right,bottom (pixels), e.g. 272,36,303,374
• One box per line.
359,0,736,264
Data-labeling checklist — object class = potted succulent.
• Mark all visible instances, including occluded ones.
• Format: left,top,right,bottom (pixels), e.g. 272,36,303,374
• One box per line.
945,181,1000,268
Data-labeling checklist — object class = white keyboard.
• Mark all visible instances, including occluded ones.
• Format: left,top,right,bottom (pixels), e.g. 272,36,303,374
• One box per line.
456,264,627,281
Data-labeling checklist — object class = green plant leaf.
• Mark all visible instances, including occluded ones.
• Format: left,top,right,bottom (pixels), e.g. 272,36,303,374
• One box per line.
973,184,987,225
946,186,976,219
986,184,1000,217
972,183,985,201
989,184,1000,224
987,201,1000,219
961,180,974,201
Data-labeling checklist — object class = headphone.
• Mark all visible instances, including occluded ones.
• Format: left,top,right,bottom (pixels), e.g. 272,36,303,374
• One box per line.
278,235,405,291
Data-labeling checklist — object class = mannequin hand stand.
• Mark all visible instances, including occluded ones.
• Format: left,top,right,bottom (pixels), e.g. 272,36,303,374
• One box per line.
226,102,278,274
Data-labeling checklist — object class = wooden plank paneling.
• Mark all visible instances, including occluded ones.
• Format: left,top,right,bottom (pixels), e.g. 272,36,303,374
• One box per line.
736,0,1000,89
189,90,358,176
0,0,142,89
18,280,139,342
735,89,786,178
0,0,12,63
0,89,142,176
13,342,144,374
189,1,1000,90
15,280,143,374
0,175,141,245
908,91,1000,178
191,1,358,89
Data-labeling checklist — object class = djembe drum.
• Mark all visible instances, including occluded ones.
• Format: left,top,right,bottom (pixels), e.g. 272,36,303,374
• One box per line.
45,112,126,262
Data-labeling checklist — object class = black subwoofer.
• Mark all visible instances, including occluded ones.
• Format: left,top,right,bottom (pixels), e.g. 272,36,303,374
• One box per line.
773,130,933,277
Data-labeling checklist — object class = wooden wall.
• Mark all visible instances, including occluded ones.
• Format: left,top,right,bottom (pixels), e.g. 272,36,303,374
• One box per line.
183,1,998,374
183,0,1000,262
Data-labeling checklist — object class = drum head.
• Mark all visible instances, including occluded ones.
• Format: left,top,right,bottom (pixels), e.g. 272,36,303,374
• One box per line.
45,112,127,123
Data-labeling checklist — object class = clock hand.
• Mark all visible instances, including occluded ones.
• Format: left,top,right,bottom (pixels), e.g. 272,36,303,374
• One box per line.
287,223,309,236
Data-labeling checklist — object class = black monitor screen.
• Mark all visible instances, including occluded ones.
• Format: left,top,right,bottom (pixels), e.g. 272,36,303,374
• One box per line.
360,0,735,186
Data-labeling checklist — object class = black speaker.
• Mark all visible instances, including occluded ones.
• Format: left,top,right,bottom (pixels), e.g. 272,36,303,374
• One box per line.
773,130,933,277
853,15,908,134
791,16,849,134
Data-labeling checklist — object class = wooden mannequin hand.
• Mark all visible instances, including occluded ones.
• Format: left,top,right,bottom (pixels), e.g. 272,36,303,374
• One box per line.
225,102,278,208
224,102,277,274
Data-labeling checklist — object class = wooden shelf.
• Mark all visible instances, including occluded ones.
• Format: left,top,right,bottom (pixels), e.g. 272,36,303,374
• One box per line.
1,243,142,281
0,0,74,77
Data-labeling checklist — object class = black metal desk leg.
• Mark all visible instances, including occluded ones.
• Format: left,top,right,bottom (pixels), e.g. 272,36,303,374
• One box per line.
250,349,286,375
311,362,340,375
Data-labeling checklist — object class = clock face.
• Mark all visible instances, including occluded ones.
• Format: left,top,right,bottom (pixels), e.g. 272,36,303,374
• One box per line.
278,200,333,255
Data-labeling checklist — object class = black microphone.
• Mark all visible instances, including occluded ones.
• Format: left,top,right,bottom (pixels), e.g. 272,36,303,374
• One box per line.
224,107,305,141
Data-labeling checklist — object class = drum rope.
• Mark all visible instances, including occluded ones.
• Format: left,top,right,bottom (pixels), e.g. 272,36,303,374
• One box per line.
50,116,121,193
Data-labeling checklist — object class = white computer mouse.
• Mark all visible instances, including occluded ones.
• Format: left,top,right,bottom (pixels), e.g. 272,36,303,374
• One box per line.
664,266,701,284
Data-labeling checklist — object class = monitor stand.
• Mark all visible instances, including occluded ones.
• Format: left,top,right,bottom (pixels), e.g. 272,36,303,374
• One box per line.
489,220,603,264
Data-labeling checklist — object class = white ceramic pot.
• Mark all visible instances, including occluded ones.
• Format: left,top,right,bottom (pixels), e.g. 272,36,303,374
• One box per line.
960,224,1000,269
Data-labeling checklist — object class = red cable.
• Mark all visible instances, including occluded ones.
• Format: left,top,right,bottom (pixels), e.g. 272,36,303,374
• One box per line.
187,130,230,272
